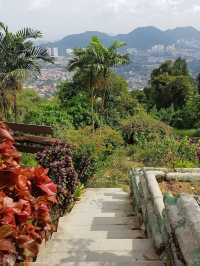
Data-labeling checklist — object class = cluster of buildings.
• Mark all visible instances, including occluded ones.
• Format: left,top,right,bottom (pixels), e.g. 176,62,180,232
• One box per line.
47,47,59,57
124,41,200,89
28,55,73,97
148,44,176,55
30,41,200,96
47,47,73,57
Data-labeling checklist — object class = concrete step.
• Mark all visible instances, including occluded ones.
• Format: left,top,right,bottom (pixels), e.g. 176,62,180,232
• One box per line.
33,189,161,266
59,216,139,226
52,229,145,239
60,210,136,218
37,238,156,254
33,261,162,266
37,248,160,264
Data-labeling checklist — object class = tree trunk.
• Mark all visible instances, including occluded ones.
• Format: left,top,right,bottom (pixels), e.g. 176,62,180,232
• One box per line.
89,70,95,133
0,89,8,120
91,87,95,133
14,90,17,122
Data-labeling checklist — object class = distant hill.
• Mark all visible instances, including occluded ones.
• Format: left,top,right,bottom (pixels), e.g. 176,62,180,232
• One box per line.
44,26,200,55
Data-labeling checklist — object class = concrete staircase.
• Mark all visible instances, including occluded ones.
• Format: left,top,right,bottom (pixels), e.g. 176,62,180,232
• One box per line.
33,188,162,266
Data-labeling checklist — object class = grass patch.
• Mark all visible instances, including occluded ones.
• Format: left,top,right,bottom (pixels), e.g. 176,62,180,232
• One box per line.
88,149,143,191
174,128,200,138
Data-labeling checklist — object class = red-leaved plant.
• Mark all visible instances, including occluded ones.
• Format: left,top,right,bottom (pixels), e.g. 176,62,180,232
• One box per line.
0,122,57,266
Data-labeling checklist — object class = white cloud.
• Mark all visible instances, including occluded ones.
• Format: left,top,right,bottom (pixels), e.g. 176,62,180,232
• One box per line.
106,0,129,12
28,0,52,11
193,5,200,13
103,0,196,13
0,0,199,39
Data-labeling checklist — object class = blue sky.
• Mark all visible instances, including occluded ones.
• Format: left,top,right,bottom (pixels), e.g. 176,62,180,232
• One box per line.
0,0,200,40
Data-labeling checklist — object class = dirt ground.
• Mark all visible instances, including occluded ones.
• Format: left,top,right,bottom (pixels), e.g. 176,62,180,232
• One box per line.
159,180,200,196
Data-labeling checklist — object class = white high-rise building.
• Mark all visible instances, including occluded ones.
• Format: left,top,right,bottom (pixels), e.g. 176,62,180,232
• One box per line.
151,44,165,53
166,44,176,53
66,49,73,55
47,47,52,56
53,47,59,57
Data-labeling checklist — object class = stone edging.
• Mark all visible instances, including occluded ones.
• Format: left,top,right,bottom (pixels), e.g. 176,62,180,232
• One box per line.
129,168,200,266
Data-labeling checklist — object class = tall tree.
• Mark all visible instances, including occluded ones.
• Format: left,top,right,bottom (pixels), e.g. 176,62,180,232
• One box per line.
67,37,129,129
0,22,53,120
145,58,197,110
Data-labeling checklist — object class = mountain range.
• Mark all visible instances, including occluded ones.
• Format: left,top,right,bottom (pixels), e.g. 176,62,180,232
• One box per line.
44,26,200,53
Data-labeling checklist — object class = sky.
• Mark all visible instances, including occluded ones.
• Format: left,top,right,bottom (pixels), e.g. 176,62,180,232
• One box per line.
0,0,200,41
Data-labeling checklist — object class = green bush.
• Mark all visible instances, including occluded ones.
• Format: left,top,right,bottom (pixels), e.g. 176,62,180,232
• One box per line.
120,112,172,144
64,93,101,129
73,143,98,184
150,105,176,126
58,126,124,184
24,99,73,129
94,127,124,158
21,153,38,167
174,128,200,138
128,136,198,168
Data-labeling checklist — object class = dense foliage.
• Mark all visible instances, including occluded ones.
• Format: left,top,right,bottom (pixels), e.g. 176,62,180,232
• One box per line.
0,122,57,265
23,99,73,129
36,143,78,218
144,58,197,110
120,112,172,144
59,38,131,128
143,58,200,129
129,136,198,168
60,126,124,184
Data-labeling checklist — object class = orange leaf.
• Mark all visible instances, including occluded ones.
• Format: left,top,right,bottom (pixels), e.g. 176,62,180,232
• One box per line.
0,239,16,254
0,126,14,142
38,182,57,196
0,225,14,239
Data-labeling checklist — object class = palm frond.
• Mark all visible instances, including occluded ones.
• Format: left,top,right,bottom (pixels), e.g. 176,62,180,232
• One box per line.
0,22,8,33
3,69,29,83
109,40,126,50
16,28,43,40
26,46,54,63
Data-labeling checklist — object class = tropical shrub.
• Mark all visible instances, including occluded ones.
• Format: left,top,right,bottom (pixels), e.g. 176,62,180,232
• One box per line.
129,136,198,168
73,142,98,184
23,99,73,129
64,93,100,129
120,112,172,144
59,126,124,184
36,143,78,218
0,122,57,265
150,105,177,126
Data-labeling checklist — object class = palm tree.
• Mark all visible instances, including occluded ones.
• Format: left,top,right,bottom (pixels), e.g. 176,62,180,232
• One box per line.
0,22,54,121
68,37,129,129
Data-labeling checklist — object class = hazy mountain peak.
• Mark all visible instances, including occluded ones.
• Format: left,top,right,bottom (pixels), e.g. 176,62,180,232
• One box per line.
130,26,162,34
44,26,200,53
